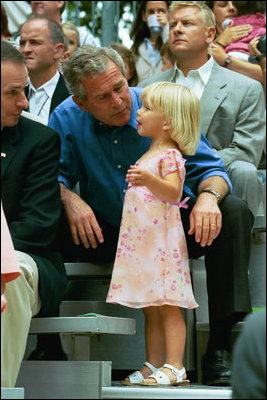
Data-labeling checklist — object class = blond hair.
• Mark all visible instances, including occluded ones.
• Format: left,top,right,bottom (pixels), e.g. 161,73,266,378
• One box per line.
141,82,200,155
169,1,216,27
62,22,80,47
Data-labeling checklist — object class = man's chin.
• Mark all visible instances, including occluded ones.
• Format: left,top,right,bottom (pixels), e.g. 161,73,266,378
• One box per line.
5,117,20,127
108,113,131,127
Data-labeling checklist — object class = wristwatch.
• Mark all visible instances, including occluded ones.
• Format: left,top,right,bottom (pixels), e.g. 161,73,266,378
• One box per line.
200,189,222,203
223,55,232,68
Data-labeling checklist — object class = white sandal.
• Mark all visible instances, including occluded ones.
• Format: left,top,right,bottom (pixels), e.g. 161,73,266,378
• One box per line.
120,361,159,385
140,363,190,386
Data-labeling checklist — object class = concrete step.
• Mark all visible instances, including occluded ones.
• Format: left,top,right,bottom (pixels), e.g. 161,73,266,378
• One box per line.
16,361,110,399
102,382,232,399
29,315,136,336
1,388,25,399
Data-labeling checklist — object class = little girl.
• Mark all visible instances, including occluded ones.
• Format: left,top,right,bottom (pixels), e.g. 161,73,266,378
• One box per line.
106,82,200,386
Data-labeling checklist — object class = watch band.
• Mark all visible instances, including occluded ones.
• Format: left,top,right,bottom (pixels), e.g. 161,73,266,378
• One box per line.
223,55,232,68
200,189,222,203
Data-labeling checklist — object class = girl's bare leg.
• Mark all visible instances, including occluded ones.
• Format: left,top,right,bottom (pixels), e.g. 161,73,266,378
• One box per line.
121,306,164,382
144,305,187,383
140,306,165,376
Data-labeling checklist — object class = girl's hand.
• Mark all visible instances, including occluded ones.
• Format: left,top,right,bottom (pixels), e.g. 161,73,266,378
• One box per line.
126,165,152,186
248,36,261,57
217,24,252,47
157,12,169,27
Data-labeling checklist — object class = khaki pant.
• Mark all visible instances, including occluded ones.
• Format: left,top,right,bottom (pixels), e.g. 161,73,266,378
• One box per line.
1,251,41,387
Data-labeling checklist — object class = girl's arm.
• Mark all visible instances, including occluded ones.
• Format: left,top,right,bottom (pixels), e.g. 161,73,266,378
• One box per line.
126,165,181,203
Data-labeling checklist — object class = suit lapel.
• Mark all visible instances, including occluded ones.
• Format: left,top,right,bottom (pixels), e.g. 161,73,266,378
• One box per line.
24,85,30,112
200,63,228,135
49,73,69,115
1,124,20,181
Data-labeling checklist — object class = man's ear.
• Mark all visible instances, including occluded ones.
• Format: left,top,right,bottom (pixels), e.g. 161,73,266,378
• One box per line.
54,43,65,60
205,26,216,44
72,96,87,112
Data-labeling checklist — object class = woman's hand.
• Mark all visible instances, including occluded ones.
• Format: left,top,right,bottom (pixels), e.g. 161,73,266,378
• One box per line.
217,24,252,47
209,43,228,65
157,11,169,27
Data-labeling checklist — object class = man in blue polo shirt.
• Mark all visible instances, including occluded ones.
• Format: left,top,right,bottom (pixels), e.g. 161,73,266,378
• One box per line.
48,45,254,385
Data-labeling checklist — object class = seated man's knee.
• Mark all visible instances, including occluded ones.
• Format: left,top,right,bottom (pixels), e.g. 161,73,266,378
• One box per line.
221,194,253,223
227,161,261,185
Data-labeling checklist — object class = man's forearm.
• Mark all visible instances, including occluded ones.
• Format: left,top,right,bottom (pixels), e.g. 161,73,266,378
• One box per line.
59,182,73,205
197,176,229,202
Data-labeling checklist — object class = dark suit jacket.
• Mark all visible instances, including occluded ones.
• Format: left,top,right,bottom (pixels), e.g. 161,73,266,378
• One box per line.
25,72,70,117
1,116,67,316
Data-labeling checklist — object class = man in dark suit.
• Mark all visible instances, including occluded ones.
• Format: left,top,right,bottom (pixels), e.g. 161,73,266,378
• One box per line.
1,41,67,387
19,16,69,124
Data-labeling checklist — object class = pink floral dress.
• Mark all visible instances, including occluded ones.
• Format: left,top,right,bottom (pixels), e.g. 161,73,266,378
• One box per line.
106,149,198,309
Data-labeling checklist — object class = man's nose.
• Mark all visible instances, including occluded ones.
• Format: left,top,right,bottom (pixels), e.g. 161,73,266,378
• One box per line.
173,21,183,32
111,93,122,106
20,42,31,52
18,92,29,109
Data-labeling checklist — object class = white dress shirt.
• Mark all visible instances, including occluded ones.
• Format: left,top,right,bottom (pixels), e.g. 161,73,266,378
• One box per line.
173,56,214,99
28,71,60,125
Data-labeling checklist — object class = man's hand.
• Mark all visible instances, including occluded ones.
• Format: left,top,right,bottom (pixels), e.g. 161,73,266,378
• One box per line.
188,193,222,247
60,184,104,248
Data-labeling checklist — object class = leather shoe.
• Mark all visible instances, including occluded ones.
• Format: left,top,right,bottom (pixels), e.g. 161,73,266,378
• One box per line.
202,349,231,386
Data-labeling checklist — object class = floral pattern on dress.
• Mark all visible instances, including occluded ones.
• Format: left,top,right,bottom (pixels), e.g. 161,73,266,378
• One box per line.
106,149,198,309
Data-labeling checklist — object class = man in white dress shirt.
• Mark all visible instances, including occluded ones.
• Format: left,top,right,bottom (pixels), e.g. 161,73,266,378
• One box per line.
19,16,69,125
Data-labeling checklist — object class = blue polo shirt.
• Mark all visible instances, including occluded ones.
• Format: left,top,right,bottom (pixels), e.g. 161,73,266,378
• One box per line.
49,87,232,227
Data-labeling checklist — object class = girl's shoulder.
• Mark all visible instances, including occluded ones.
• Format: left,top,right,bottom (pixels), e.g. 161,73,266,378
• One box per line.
160,148,184,160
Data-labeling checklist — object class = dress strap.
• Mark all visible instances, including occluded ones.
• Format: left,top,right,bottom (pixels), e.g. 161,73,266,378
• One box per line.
175,196,190,209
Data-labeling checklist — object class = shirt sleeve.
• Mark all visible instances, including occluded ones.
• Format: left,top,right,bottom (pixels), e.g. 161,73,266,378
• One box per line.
48,103,79,190
184,134,233,198
158,149,186,179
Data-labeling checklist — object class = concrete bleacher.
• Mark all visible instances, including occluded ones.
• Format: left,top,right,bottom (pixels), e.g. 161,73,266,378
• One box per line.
1,388,25,399
15,263,136,398
14,261,230,399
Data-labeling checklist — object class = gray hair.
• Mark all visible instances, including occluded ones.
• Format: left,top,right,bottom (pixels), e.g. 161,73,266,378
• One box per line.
1,40,25,64
170,1,216,27
62,45,126,99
